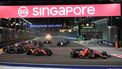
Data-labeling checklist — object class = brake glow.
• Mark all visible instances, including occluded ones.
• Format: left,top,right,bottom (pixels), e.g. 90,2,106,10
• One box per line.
33,6,95,16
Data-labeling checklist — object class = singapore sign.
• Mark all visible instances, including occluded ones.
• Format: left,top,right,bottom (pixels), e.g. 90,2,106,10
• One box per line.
0,4,121,18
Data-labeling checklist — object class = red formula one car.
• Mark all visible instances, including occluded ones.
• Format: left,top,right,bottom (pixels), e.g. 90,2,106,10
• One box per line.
70,48,110,59
26,46,53,56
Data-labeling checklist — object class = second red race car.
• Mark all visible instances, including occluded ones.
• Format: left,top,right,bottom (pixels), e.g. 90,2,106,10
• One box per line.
70,48,110,59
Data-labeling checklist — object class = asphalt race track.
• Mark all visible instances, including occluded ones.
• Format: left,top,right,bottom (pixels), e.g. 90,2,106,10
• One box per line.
0,36,122,66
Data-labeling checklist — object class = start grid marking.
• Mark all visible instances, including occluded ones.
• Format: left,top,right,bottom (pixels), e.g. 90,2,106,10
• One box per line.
111,54,122,58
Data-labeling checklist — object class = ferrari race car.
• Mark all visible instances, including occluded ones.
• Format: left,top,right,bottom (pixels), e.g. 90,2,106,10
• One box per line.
26,46,53,56
70,48,110,59
57,39,70,46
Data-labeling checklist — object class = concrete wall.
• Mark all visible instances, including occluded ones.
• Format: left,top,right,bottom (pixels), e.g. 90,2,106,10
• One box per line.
92,18,117,43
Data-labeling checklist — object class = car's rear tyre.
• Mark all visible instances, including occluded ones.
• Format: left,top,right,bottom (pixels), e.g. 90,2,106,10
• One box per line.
102,51,108,59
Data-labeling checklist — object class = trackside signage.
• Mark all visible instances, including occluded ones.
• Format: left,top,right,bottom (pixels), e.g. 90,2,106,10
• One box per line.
0,4,121,18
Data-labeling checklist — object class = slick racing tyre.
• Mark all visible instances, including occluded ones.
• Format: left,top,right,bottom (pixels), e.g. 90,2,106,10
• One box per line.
47,50,52,56
102,51,108,59
102,51,111,58
26,50,31,55
70,52,76,58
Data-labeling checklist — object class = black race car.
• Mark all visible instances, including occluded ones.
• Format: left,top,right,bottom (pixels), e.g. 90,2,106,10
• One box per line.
70,48,110,59
57,41,64,46
57,39,70,46
43,40,52,44
26,46,53,56
5,43,25,54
